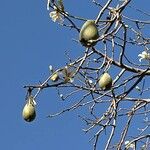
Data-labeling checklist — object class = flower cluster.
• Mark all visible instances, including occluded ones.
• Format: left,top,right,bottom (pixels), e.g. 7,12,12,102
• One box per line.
138,51,150,62
49,6,64,23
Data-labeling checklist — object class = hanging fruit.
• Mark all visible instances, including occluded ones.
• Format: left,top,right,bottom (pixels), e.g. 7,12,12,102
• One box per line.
22,96,36,122
79,20,99,47
98,72,112,90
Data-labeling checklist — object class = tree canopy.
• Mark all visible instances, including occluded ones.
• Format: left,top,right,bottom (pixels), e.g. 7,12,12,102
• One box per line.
23,0,150,149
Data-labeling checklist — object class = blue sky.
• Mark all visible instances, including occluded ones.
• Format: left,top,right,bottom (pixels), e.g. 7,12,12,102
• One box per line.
0,1,93,150
0,1,149,150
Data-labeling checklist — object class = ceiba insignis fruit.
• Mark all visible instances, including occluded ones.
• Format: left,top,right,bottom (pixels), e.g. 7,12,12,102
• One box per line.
22,97,36,122
98,72,112,90
79,20,99,47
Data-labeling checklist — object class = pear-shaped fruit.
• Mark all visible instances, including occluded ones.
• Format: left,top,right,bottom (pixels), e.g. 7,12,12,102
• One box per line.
98,72,112,90
22,102,36,122
79,20,99,47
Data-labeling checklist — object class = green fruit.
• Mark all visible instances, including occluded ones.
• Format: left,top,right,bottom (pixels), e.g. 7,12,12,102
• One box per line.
98,73,112,90
22,103,36,122
79,20,99,47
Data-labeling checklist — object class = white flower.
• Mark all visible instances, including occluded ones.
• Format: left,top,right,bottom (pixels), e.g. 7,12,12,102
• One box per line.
49,6,64,23
138,51,150,62
62,66,74,83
